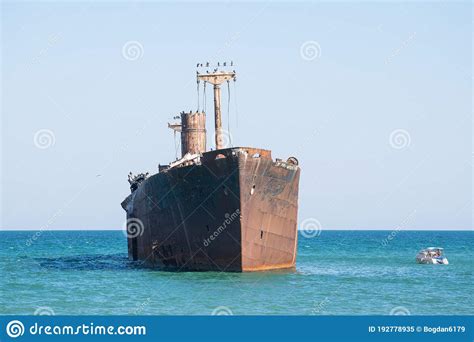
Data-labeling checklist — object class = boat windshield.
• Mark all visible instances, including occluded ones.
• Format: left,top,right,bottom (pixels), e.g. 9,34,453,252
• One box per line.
425,248,443,256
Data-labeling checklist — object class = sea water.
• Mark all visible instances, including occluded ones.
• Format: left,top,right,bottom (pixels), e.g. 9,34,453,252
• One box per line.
0,230,472,315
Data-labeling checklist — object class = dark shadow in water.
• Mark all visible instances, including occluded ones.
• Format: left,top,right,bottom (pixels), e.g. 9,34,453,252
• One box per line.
35,254,147,271
34,254,298,275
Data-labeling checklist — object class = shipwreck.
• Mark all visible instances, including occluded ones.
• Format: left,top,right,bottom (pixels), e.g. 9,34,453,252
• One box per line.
121,64,301,272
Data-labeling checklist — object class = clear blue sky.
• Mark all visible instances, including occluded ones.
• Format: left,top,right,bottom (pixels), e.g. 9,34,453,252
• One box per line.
1,1,472,230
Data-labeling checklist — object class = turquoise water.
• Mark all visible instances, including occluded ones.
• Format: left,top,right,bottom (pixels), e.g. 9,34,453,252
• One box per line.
0,230,472,315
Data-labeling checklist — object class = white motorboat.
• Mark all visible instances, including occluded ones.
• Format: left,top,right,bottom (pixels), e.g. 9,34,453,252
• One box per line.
416,247,449,265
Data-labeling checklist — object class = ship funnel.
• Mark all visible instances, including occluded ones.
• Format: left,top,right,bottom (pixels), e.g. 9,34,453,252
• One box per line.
180,111,206,156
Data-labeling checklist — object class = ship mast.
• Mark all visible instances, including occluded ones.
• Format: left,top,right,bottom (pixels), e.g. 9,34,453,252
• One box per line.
197,65,236,150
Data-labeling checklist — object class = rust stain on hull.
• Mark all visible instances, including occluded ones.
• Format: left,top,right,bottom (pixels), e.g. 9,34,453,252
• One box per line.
242,262,296,272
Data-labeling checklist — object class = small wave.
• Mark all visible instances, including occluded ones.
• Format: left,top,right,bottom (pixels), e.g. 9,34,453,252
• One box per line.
35,254,140,271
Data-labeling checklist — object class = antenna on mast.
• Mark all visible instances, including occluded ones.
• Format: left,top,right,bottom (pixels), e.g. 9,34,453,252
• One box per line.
196,62,236,150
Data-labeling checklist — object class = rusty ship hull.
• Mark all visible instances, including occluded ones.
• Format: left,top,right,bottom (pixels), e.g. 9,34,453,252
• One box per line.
122,147,300,272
